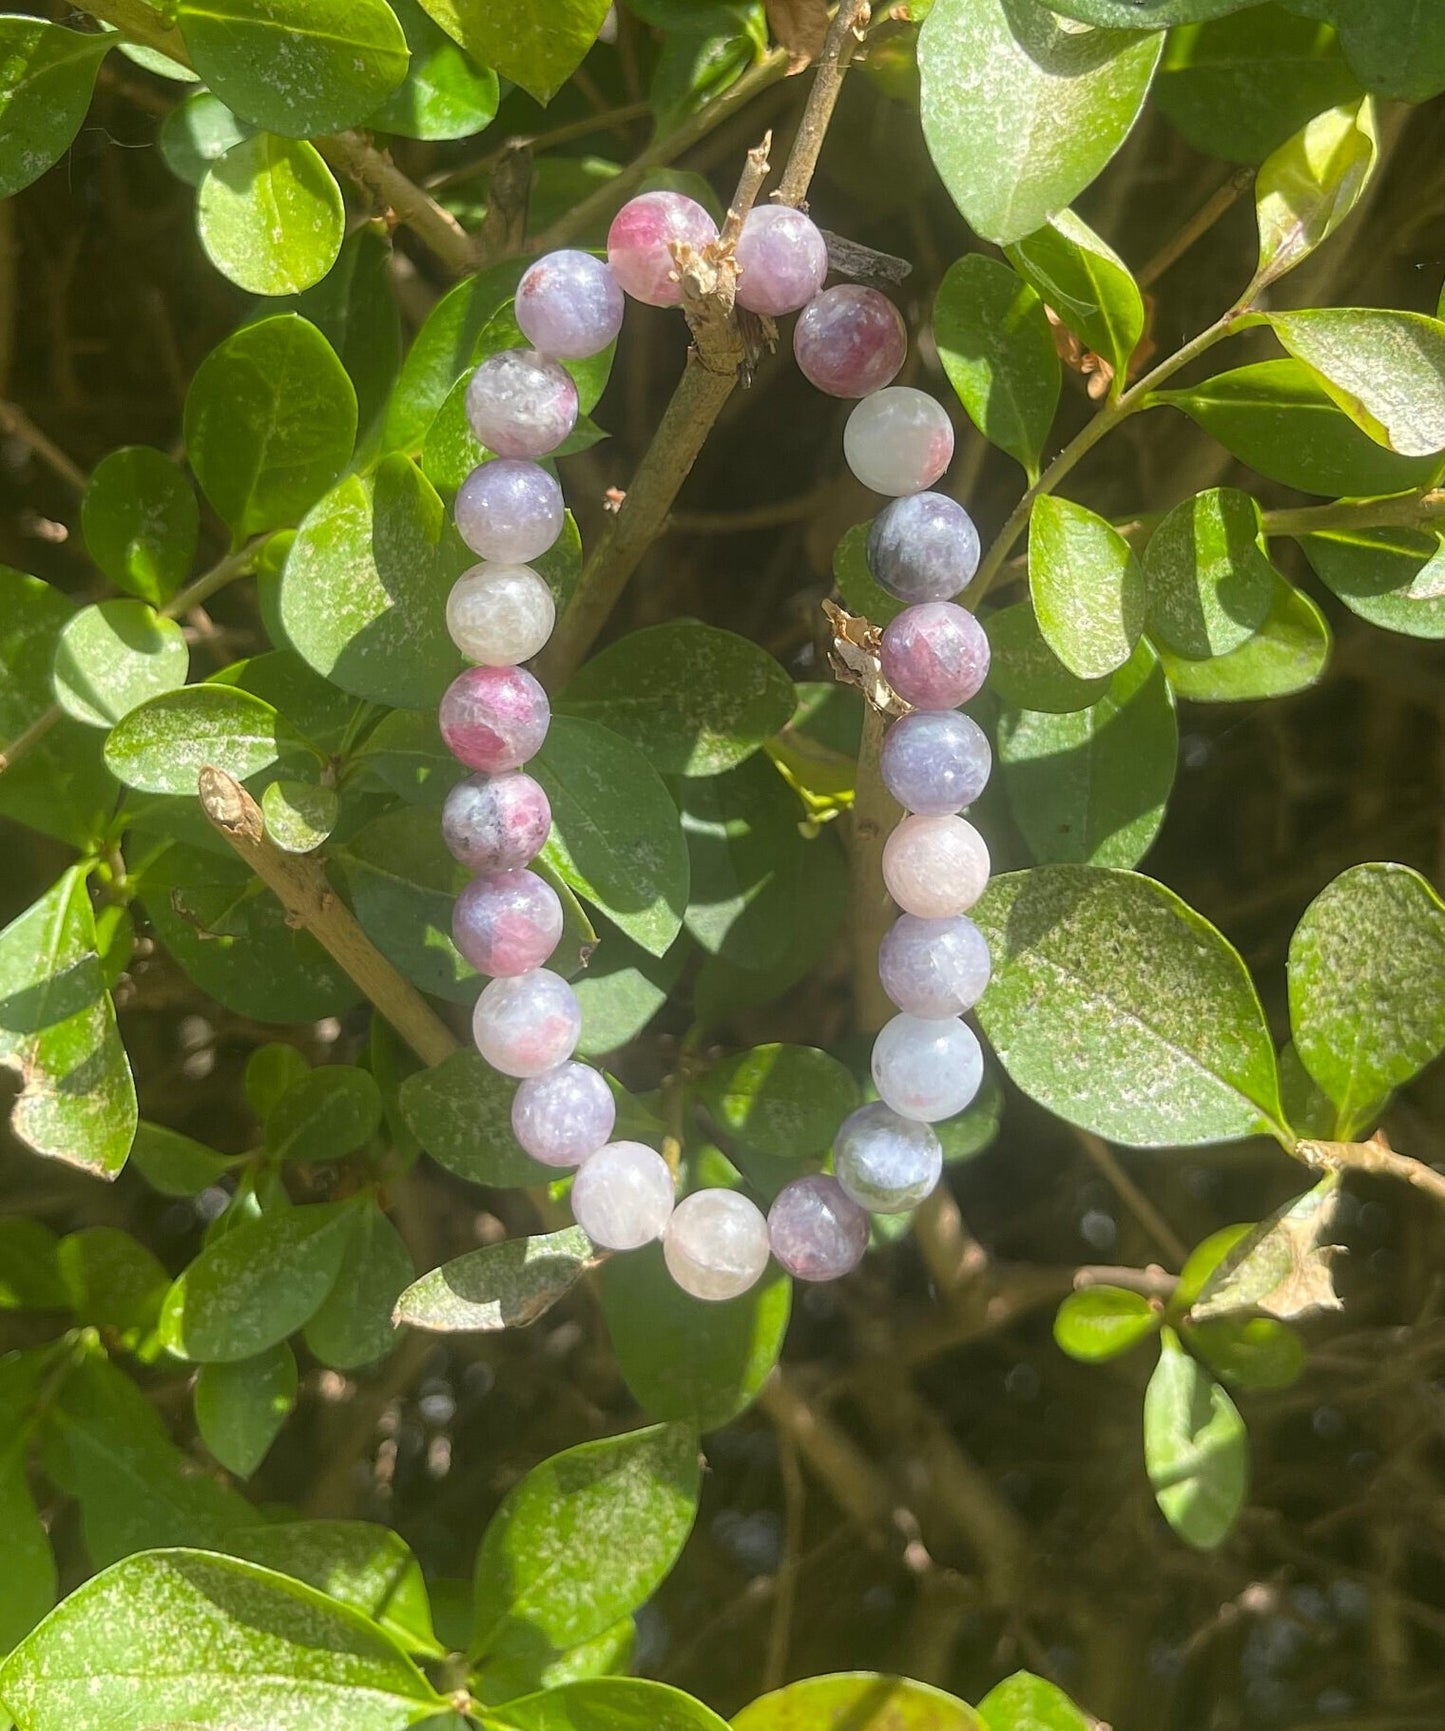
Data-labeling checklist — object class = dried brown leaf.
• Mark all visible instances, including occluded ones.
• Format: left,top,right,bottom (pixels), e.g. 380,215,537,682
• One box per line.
766,0,828,70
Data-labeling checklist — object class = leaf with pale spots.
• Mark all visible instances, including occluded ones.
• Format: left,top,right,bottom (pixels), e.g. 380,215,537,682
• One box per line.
735,1673,983,1730
395,1226,596,1333
0,19,109,201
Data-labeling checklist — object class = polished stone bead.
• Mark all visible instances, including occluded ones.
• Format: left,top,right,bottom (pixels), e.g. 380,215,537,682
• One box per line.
441,772,552,874
878,912,991,1019
881,814,990,918
516,249,624,359
767,1174,869,1281
871,1014,983,1123
570,1140,675,1249
867,492,980,602
879,602,990,709
465,349,578,459
452,869,562,977
734,205,828,316
793,285,907,398
445,564,556,666
511,1061,617,1168
607,191,719,307
663,1188,771,1300
880,709,992,816
472,968,581,1078
455,460,565,564
844,388,955,496
832,1100,942,1211
438,665,550,774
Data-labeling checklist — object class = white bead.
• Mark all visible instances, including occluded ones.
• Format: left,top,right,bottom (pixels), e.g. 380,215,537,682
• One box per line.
663,1189,771,1301
881,814,990,918
871,1015,983,1123
570,1141,675,1250
843,387,955,496
445,564,556,666
833,1101,942,1211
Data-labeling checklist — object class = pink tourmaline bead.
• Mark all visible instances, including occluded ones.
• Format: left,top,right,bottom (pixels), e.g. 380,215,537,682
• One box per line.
465,349,578,459
472,968,581,1078
734,205,828,317
793,285,907,398
881,814,990,919
516,250,624,360
455,460,564,564
878,912,991,1019
607,191,719,307
880,603,990,709
845,388,955,496
767,1174,869,1281
868,493,980,602
438,666,550,774
452,870,563,978
880,709,992,816
441,772,552,873
511,1061,617,1168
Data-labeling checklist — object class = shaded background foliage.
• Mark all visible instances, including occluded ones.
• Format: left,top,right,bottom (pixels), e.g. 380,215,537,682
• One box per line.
2,2,1445,1728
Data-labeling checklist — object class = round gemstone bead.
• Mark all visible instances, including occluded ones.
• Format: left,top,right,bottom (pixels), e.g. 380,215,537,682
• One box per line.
880,709,992,816
446,565,556,667
845,388,955,496
465,349,578,459
516,249,624,359
881,814,990,919
878,913,991,1019
452,869,562,977
734,204,828,316
663,1189,771,1301
472,968,581,1079
872,1014,983,1123
607,191,719,307
833,1101,942,1211
570,1140,675,1250
455,460,565,564
439,666,550,774
793,285,906,398
767,1174,869,1282
441,772,552,874
867,492,980,602
880,602,990,710
511,1061,617,1168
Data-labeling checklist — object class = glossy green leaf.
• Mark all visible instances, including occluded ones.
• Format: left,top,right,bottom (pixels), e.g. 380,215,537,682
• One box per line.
265,1065,383,1163
494,1679,727,1731
1300,527,1445,639
1052,0,1254,21
176,0,410,137
105,683,301,795
55,1226,167,1337
413,0,611,103
919,0,1163,247
261,777,339,853
934,253,1058,480
575,923,689,1060
1143,1329,1248,1549
1268,307,1445,457
973,865,1284,1146
1029,495,1145,679
998,638,1176,868
51,600,189,729
832,519,904,627
185,313,357,538
1187,1315,1305,1390
677,754,809,963
472,1613,635,1710
1006,207,1144,396
1155,563,1329,700
275,224,403,438
370,0,499,138
985,600,1112,714
198,133,345,296
196,1342,298,1477
397,1227,595,1334
0,1549,447,1731
0,19,108,199
0,1432,55,1653
699,1044,859,1159
81,446,199,604
158,88,254,185
304,1201,413,1369
129,1121,238,1197
1054,1285,1160,1362
399,1050,552,1188
1325,0,1445,102
735,1673,982,1730
0,1220,67,1309
1288,862,1445,1134
1255,95,1375,284
245,1042,311,1116
977,1670,1088,1731
1143,487,1276,660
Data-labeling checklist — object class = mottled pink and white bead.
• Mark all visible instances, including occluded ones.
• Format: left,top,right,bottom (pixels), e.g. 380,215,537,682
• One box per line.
607,191,719,307
878,912,990,1019
455,460,565,565
511,1060,617,1168
570,1140,675,1249
472,968,581,1078
880,603,990,710
466,350,578,459
516,249,624,360
845,388,955,496
446,564,556,667
439,665,550,774
793,285,906,398
441,772,552,874
872,1015,983,1123
734,205,828,317
881,814,990,919
453,870,562,978
881,709,992,816
664,1189,771,1301
767,1174,869,1281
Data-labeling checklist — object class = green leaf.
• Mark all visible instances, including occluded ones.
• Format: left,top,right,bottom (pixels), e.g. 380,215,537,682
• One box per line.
1029,495,1145,679
1287,862,1445,1134
262,777,339,853
559,621,794,777
1255,95,1375,284
215,645,363,753
279,456,470,709
196,1342,298,1477
399,1049,555,1188
355,707,462,804
130,1121,238,1197
474,1424,699,1655
1326,0,1445,102
0,1432,55,1653
934,253,1058,480
1006,206,1144,397
973,865,1284,1147
265,1065,383,1162
496,1678,730,1731
246,1042,311,1116
998,638,1176,868
0,867,135,1178
601,1244,790,1432
81,446,199,604
735,1673,982,1730
977,1670,1088,1731
56,1226,168,1337
51,600,189,729
1143,1328,1248,1550
1053,1286,1161,1362
575,923,689,1060
105,683,301,795
1152,358,1441,497
198,133,345,296
833,519,904,627
185,314,357,538
158,88,254,186
413,0,611,103
1051,0,1254,21
397,1227,596,1334
533,716,689,959
1187,1315,1305,1390
0,19,108,200
0,1549,447,1731
1268,308,1445,457
919,0,1163,247
1300,527,1445,639
1155,567,1331,701
160,1200,358,1362
473,1614,634,1710
1143,487,1276,660
368,0,498,139
985,600,1112,714
176,0,410,137
304,1201,413,1369
0,1220,67,1309
699,1044,859,1160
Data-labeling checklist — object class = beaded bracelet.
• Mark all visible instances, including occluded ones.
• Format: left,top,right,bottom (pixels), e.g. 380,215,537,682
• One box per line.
435,188,992,1302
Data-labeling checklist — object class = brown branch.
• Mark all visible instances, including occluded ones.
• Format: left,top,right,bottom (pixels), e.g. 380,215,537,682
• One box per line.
0,400,87,492
1138,166,1254,290
758,1370,896,1533
843,705,901,1033
1299,1130,1445,1208
1076,1131,1189,1266
775,0,871,208
1073,1263,1180,1300
198,769,460,1069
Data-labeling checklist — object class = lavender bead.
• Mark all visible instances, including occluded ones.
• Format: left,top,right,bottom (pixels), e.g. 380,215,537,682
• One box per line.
441,772,552,873
878,913,991,1019
793,285,906,398
867,492,979,604
511,1061,616,1168
880,603,990,710
881,815,990,919
446,564,556,666
833,1101,942,1212
453,870,562,978
570,1140,675,1249
767,1175,869,1281
881,709,992,816
845,388,955,496
734,205,828,317
473,968,581,1078
664,1189,771,1301
439,666,550,773
455,460,565,564
872,1014,983,1123
465,349,578,460
607,191,719,307
516,249,624,359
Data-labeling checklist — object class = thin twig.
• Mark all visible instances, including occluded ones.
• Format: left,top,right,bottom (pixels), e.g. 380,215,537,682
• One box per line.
1263,489,1445,540
775,0,871,208
1076,1131,1189,1266
1138,166,1254,291
0,400,87,492
758,1371,895,1533
1299,1131,1445,1208
762,1422,806,1693
842,706,899,1031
